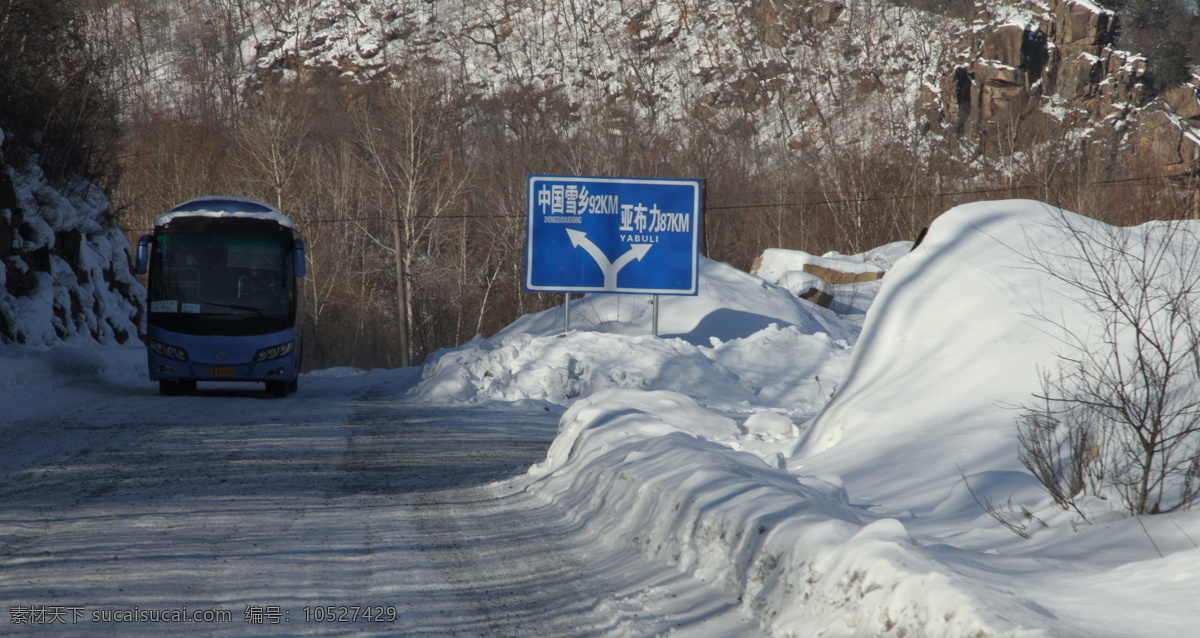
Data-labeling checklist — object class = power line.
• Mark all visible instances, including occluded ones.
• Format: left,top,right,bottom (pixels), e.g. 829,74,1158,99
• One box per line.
123,172,1189,231
708,172,1179,199
707,173,1186,211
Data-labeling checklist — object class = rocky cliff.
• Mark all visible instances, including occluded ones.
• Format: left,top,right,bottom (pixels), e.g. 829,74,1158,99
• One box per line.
250,0,1197,178
938,0,1200,176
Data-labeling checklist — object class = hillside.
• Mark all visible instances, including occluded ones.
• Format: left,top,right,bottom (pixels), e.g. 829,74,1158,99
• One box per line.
249,0,1200,174
7,0,1196,358
77,0,1200,368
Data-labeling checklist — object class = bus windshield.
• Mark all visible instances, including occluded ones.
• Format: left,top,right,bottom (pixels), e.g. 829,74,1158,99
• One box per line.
148,233,295,336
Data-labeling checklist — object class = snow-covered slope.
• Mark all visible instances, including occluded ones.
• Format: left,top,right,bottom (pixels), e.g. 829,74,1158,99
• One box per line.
246,0,1191,170
253,0,961,153
793,201,1074,510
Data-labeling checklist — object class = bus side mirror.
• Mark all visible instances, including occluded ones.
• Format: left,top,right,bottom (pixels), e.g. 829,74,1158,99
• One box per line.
294,239,306,277
135,235,152,274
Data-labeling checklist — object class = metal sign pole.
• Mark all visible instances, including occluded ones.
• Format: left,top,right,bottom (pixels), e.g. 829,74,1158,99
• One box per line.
563,293,571,333
652,295,659,336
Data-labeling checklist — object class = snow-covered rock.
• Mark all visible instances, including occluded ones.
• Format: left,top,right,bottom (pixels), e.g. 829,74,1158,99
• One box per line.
0,128,144,346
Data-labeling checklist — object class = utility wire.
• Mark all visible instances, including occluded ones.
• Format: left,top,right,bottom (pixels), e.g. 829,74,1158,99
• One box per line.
124,172,1190,231
707,173,1188,211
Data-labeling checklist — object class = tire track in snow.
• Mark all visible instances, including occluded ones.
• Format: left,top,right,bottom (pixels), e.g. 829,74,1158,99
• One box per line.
0,371,761,637
346,393,764,637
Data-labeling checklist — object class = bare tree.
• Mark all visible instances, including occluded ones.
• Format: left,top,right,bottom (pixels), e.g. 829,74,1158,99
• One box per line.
1018,207,1200,516
352,71,472,367
236,83,312,212
1,0,120,186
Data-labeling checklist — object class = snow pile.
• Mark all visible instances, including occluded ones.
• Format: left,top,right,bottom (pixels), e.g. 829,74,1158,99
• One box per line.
794,202,1077,509
752,242,911,321
412,326,849,419
0,344,144,395
411,257,854,417
527,389,1038,636
494,257,857,345
0,127,144,346
411,199,1200,637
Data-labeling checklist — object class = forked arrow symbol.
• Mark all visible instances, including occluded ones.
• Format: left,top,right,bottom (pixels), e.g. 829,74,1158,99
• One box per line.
566,229,652,290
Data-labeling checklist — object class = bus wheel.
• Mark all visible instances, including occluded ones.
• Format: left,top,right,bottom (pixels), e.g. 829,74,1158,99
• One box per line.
159,380,176,396
266,380,289,397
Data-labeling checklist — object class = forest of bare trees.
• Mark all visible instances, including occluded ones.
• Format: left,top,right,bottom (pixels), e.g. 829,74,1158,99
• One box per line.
0,0,120,188
6,0,1197,369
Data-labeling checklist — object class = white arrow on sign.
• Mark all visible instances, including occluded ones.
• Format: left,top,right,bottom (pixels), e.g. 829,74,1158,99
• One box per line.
566,228,652,290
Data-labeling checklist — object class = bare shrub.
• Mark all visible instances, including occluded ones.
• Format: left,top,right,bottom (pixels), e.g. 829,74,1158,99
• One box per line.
1018,208,1200,515
1016,377,1097,516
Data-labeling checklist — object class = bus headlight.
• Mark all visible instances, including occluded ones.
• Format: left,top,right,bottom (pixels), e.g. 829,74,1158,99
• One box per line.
254,340,295,362
149,340,189,361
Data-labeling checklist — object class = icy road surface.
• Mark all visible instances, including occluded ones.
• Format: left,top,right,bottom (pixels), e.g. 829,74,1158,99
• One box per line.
0,364,760,637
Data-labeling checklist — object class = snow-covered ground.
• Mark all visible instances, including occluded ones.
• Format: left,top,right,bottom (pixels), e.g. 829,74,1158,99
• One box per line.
410,199,1200,637
0,348,764,637
4,199,1200,636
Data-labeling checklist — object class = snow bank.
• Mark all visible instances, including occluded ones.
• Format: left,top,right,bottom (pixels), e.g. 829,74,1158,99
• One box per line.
794,200,1119,513
494,257,857,346
411,323,851,418
410,256,858,417
0,344,144,394
525,389,1048,637
416,199,1200,637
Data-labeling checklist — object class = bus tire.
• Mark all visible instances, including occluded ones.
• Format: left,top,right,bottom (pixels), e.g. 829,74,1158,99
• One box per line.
267,380,289,397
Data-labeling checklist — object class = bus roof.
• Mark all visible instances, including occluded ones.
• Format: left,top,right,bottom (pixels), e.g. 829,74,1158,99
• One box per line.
154,196,296,230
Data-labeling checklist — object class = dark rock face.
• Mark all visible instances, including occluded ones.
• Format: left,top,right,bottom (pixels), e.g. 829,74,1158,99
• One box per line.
939,0,1200,176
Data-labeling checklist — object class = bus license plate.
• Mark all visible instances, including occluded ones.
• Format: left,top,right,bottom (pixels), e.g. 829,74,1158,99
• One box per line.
207,367,236,377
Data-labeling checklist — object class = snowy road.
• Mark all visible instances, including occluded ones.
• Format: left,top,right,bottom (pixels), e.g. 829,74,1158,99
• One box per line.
0,359,760,637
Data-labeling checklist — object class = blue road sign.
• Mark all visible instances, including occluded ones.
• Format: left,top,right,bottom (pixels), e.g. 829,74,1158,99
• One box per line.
525,175,703,295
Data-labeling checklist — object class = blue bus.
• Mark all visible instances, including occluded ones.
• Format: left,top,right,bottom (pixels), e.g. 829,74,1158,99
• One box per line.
134,197,306,397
